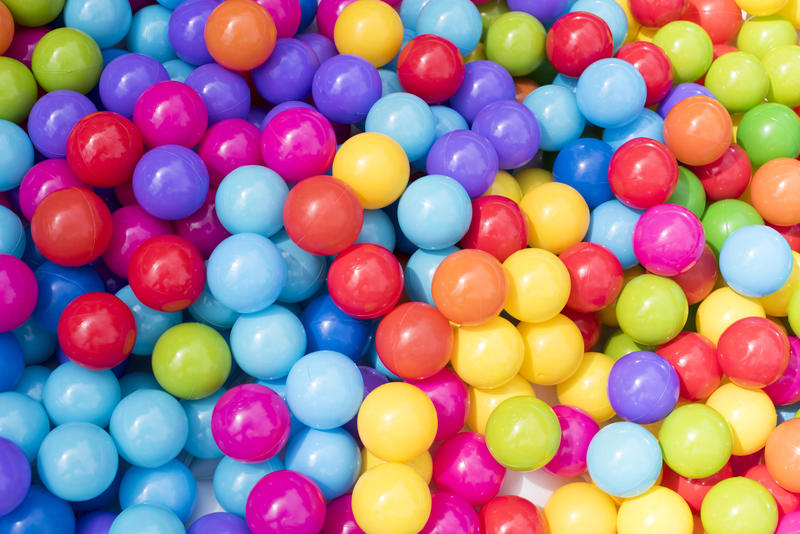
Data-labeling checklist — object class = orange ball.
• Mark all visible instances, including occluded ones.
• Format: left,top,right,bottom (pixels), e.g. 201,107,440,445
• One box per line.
0,1,13,56
663,96,732,166
432,249,508,326
204,0,277,72
765,418,800,493
749,158,800,227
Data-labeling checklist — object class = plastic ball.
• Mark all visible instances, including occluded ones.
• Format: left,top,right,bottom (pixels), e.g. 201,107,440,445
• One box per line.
228,305,305,381
167,0,216,66
540,404,598,477
365,92,435,162
63,0,131,48
181,388,225,459
551,138,612,209
27,90,95,160
750,157,800,227
460,195,527,262
262,108,336,184
762,44,800,107
103,207,172,280
576,58,646,128
701,199,764,256
615,41,673,106
132,81,207,148
132,144,209,220
0,485,76,534
31,28,102,94
719,224,793,297
609,138,678,209
585,200,640,269
418,492,479,534
0,206,23,259
127,5,175,62
312,54,381,125
254,0,301,38
717,316,789,389
559,242,622,313
285,427,360,500
707,382,777,456
451,316,523,389
522,84,584,152
333,0,403,67
656,331,721,400
185,64,250,125
397,174,471,250
213,456,284,517
448,61,512,125
557,351,616,422
519,182,590,253
745,464,800,516
705,52,769,113
416,0,481,56
682,0,742,44
110,504,184,534
602,108,666,153
466,375,534,434
484,396,560,471
120,460,197,522
193,134,260,201
766,418,800,493
0,391,50,462
547,12,613,78
188,513,250,534
327,243,403,319
664,95,731,167
545,482,617,534
431,432,504,507
425,130,498,198
764,336,800,405
485,12,546,76
471,100,540,170
617,486,693,534
252,38,318,105
517,314,583,385
616,274,688,345
633,204,705,276
407,368,468,441
42,361,119,426
0,59,37,124
661,462,733,513
204,0,277,71
397,34,465,104
0,120,34,192
736,102,800,167
351,463,431,534
0,437,30,516
12,317,57,367
65,113,141,190
587,421,662,497
688,143,750,203
607,350,680,423
299,293,369,361
651,20,713,83
701,477,779,534
0,333,24,392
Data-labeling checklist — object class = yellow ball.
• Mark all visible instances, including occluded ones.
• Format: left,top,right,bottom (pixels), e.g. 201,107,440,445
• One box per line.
778,0,800,27
545,482,618,534
618,486,693,534
452,316,524,389
332,132,410,209
518,314,584,385
467,374,535,434
518,182,589,254
696,287,766,345
333,0,403,67
705,383,777,455
759,251,800,316
483,170,523,203
557,352,616,422
361,448,433,483
503,248,571,323
352,462,432,534
357,382,437,462
735,0,788,16
514,168,552,196
636,25,660,43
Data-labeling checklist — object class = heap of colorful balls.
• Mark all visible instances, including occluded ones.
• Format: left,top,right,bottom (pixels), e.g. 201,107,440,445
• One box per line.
3,0,800,531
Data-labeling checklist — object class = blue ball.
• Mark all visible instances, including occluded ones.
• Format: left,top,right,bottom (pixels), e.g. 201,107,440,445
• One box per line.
300,293,371,361
72,468,123,513
33,262,104,333
378,69,403,97
64,0,132,48
0,204,24,257
297,0,317,32
365,92,436,162
213,456,284,517
119,460,197,522
188,274,240,330
719,225,794,297
0,120,34,192
404,246,458,305
431,105,468,138
523,84,585,152
0,333,24,392
37,422,119,502
400,0,432,30
286,350,364,430
553,73,578,93
0,391,50,462
116,285,182,356
109,504,184,534
356,209,396,251
215,165,288,237
126,5,176,63
43,362,121,426
602,108,664,152
576,58,646,128
13,317,57,365
271,230,327,304
181,388,224,459
586,421,662,498
553,138,614,209
569,0,628,52
416,0,481,55
14,365,50,402
285,427,361,500
0,485,75,534
586,199,642,269
230,305,306,381
397,174,472,250
162,58,195,82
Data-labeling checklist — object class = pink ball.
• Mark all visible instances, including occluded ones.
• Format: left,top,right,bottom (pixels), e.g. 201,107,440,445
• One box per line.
633,203,705,276
764,337,800,406
211,384,291,463
197,119,264,188
432,432,506,506
173,189,230,259
316,0,357,39
18,159,86,221
245,470,326,534
407,368,469,442
420,493,480,534
0,254,38,332
542,405,599,478
133,81,209,148
5,26,49,68
261,108,337,184
102,205,173,278
321,494,364,534
777,510,800,534
254,0,301,38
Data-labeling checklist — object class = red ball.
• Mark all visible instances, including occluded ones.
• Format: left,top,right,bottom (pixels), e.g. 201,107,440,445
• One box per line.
327,243,403,319
479,495,547,534
261,108,337,184
717,316,790,389
282,175,364,256
66,111,143,188
546,12,613,78
128,234,206,312
745,464,800,516
683,0,743,44
559,242,623,313
609,138,679,209
197,118,264,188
57,292,137,370
133,81,209,148
561,308,601,351
771,223,800,253
689,143,751,201
614,41,674,106
669,243,718,305
31,187,113,267
630,0,689,27
657,331,721,401
375,302,454,380
661,463,732,514
397,34,465,104
460,195,528,262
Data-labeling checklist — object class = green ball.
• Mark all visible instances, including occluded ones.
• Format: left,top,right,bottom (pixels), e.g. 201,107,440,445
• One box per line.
603,330,654,361
701,199,764,256
152,322,232,400
616,274,688,346
659,403,733,479
667,166,706,219
485,396,561,471
485,12,546,77
0,57,38,123
653,21,713,84
32,28,103,94
701,477,778,534
737,15,796,60
736,102,800,167
704,52,769,113
3,0,64,26
477,0,509,41
763,44,800,108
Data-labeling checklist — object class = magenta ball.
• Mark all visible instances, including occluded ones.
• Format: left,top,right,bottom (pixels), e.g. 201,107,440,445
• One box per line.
245,470,326,534
543,405,600,478
419,493,480,534
777,511,800,534
0,254,38,332
432,432,506,506
764,337,800,406
255,0,301,38
315,0,356,39
133,80,209,148
18,159,86,221
174,189,230,259
407,368,468,442
633,203,705,276
102,205,173,278
321,494,363,534
196,119,263,188
211,384,291,463
260,107,337,183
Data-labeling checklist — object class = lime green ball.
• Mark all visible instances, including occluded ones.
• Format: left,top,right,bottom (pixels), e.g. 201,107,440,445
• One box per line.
667,167,707,219
653,21,713,84
789,287,800,335
477,0,509,41
152,322,232,400
616,274,688,346
737,15,796,60
32,28,102,94
704,52,770,113
659,403,733,479
701,199,764,256
485,12,546,77
736,102,800,167
0,57,38,123
3,0,64,26
701,477,778,534
603,330,654,361
485,396,561,471
763,44,800,107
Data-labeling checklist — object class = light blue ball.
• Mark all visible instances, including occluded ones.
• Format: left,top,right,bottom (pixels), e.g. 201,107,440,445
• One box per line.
570,0,628,52
378,69,403,97
43,362,121,426
285,427,361,500
13,317,57,365
272,230,327,304
119,460,197,522
416,0,482,55
207,233,287,314
109,389,188,468
366,92,436,162
404,246,458,305
213,456,284,517
577,59,646,128
0,205,24,258
356,209,396,251
397,174,472,250
163,58,195,82
285,350,364,430
602,108,664,152
126,5,176,63
14,365,50,402
64,0,133,48
0,391,50,461
523,84,585,152
116,285,182,356
109,504,185,534
215,166,288,237
181,388,225,459
0,120,34,192
586,421,662,498
0,333,24,392
231,305,307,381
586,199,642,269
157,0,185,9
400,0,431,31
37,422,119,502
553,73,578,93
188,273,240,330
119,372,162,398
719,225,794,298
413,106,469,171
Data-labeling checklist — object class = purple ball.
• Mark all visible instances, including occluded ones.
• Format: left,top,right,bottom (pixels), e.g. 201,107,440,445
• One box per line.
471,100,540,169
426,130,499,198
185,64,251,124
168,0,218,66
0,437,31,516
448,60,515,124
311,54,382,124
27,90,97,158
261,100,316,129
188,512,250,534
607,351,680,424
656,82,716,119
99,53,170,118
76,511,116,534
252,38,319,105
132,144,210,220
296,33,337,64
506,0,568,24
